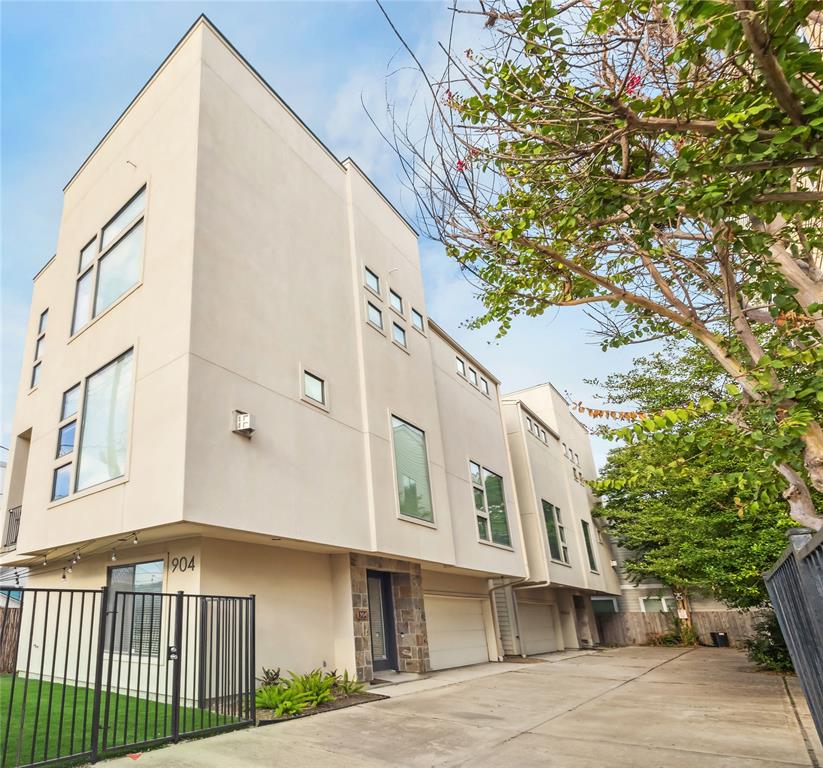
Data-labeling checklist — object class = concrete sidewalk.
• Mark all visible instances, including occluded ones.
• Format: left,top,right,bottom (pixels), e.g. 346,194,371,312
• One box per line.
103,647,821,767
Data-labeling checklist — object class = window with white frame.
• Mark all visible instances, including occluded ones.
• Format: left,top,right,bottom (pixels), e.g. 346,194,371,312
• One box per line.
107,560,163,655
480,377,490,396
411,308,425,333
72,187,146,335
75,349,135,492
542,500,569,564
468,367,478,387
581,520,598,572
392,322,407,347
389,289,403,315
470,461,511,546
303,370,326,406
31,309,48,388
526,416,533,432
391,416,434,523
456,357,466,376
52,383,81,499
364,266,380,294
366,301,383,330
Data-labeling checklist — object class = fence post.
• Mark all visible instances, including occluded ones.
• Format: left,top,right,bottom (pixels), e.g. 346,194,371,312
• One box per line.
249,595,256,724
170,591,184,742
89,586,109,763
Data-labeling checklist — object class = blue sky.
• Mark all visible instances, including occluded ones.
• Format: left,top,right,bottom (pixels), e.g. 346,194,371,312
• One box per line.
1,1,642,466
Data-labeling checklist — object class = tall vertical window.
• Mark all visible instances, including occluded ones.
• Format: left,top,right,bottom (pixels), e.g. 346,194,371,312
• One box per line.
582,520,598,572
31,309,47,388
389,289,404,315
50,384,81,500
391,416,433,523
392,323,407,348
367,302,383,330
455,357,466,376
364,266,380,295
108,560,163,655
468,368,478,387
72,187,146,335
480,377,490,396
411,308,424,332
76,349,135,492
470,461,511,546
542,500,569,563
303,370,326,406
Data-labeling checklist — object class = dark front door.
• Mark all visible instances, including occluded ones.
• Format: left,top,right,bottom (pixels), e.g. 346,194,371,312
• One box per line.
367,571,397,672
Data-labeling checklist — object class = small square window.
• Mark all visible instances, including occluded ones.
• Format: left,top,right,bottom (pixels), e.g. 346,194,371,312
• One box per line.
38,309,49,335
57,421,77,457
34,336,45,361
411,309,424,332
303,371,325,405
393,323,407,347
456,357,466,377
480,378,489,396
367,302,383,329
468,368,478,386
62,384,81,420
364,267,380,294
79,239,97,273
52,464,71,501
469,460,482,485
31,362,41,389
389,290,403,315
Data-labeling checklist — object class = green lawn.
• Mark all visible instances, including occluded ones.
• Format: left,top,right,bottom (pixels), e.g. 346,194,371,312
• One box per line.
1,674,241,768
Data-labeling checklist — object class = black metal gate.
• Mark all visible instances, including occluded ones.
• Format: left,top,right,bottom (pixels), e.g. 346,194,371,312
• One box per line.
0,586,255,768
764,528,823,746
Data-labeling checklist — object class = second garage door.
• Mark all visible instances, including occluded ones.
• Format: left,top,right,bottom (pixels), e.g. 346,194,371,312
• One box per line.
425,596,490,670
518,602,559,655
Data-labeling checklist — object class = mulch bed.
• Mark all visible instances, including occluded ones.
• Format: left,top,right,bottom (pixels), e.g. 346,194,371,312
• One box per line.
502,656,549,664
256,692,387,725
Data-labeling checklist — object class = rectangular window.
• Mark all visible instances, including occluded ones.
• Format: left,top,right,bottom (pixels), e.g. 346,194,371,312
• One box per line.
31,362,41,389
526,416,533,432
364,266,380,294
76,349,134,492
471,460,511,546
61,385,80,420
107,560,163,656
411,308,424,332
456,357,466,376
38,309,49,335
389,289,403,315
367,302,383,330
32,308,47,388
582,521,598,571
542,500,569,563
34,336,45,360
392,323,407,347
480,377,490,396
391,416,433,523
72,186,146,335
52,464,71,501
57,421,76,458
468,368,478,386
303,371,325,405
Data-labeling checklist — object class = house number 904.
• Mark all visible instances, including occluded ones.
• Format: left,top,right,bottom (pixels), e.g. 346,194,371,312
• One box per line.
170,556,195,572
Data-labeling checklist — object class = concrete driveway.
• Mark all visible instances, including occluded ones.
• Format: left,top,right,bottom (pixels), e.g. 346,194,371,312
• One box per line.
105,647,821,767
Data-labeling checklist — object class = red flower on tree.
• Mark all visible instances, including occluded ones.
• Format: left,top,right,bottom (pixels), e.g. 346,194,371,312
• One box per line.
625,73,642,95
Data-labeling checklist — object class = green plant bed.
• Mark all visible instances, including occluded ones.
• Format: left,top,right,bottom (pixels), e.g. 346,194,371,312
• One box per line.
256,691,386,725
0,673,240,768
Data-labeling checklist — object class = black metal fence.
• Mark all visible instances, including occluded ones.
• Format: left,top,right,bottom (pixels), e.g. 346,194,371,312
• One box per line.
2,507,21,550
764,528,823,745
0,586,255,768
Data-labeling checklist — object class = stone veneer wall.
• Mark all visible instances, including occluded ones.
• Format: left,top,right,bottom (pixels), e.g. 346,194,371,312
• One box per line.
350,554,430,681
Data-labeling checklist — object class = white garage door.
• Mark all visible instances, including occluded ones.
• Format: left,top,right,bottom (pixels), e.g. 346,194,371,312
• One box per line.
518,602,558,655
425,596,490,670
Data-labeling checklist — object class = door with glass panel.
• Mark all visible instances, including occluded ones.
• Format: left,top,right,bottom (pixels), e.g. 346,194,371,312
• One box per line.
367,571,397,672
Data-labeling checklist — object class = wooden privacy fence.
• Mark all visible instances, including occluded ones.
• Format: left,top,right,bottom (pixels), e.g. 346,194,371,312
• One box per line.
0,605,20,672
597,610,765,648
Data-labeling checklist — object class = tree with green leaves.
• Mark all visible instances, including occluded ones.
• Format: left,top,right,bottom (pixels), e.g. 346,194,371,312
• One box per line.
589,344,799,607
381,0,823,527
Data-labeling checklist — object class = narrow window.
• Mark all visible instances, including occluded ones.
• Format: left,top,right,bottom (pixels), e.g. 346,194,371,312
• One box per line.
389,289,403,315
79,238,97,272
303,371,325,405
56,421,77,458
542,500,569,563
95,221,143,316
31,362,41,389
391,416,433,523
32,308,47,388
392,323,407,347
364,266,380,294
526,416,533,432
72,269,94,335
411,308,424,332
61,384,81,420
471,461,511,546
101,187,145,250
107,560,163,655
480,377,490,396
582,520,598,572
52,464,71,501
76,349,135,492
366,302,383,330
468,368,478,386
38,309,49,335
456,357,466,377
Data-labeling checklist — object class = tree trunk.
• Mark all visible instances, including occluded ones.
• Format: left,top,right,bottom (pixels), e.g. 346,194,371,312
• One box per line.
801,421,823,494
776,463,823,530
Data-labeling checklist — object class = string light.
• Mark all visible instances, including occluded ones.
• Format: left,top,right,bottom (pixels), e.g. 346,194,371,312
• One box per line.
14,571,20,586
66,563,73,574
132,533,138,545
42,555,48,567
74,551,81,561
111,550,117,562
62,568,67,580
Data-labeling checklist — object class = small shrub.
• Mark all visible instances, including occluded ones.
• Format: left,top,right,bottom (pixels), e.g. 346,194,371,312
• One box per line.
745,614,794,673
255,684,312,717
285,669,336,707
257,666,281,687
334,669,365,696
647,618,698,647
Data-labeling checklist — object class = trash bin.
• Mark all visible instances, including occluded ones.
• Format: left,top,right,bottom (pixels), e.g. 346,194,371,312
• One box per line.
710,631,730,647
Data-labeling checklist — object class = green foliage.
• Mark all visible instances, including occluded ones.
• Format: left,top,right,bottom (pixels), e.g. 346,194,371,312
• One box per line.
332,669,366,696
255,684,312,717
283,669,337,708
745,613,794,672
648,618,698,647
591,344,801,607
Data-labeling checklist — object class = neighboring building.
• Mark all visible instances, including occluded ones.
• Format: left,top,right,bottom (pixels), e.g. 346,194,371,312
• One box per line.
493,385,622,655
0,16,620,681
